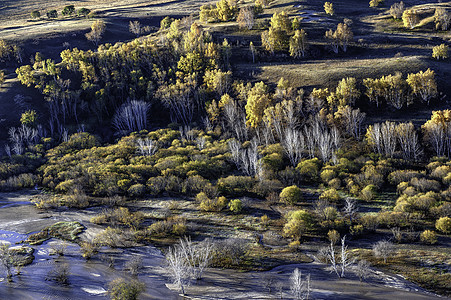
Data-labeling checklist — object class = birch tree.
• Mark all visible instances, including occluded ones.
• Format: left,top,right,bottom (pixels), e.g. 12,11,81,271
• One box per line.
290,268,311,300
166,245,192,295
290,29,308,58
406,69,438,105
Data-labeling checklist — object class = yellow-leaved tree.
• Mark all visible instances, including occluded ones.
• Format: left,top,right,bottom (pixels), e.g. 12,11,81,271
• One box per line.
402,9,419,29
422,110,451,157
85,20,106,46
406,69,437,105
245,81,272,128
324,2,334,16
432,44,448,60
335,77,360,106
289,29,308,58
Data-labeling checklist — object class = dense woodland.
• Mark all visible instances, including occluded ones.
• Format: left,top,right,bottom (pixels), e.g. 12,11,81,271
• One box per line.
0,0,450,298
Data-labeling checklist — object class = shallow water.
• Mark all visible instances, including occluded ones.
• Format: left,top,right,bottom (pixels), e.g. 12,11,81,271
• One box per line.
0,192,177,300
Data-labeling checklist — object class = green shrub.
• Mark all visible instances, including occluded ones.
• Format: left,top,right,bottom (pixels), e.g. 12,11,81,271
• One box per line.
321,169,336,183
47,10,58,19
283,210,314,240
388,170,423,185
323,206,338,221
327,229,340,244
252,179,282,198
296,158,321,182
228,199,243,213
328,178,341,189
108,278,145,300
359,214,379,232
183,175,209,195
279,185,302,205
147,221,172,237
198,192,228,212
117,179,131,191
62,5,75,16
77,8,91,17
319,188,341,203
31,10,41,19
127,183,146,197
217,176,256,197
262,153,284,172
147,176,166,196
436,216,451,234
420,230,437,244
360,184,377,201
350,224,364,236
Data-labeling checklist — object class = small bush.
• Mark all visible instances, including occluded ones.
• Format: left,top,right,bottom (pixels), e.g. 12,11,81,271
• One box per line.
94,227,134,248
328,178,341,189
108,278,145,300
319,188,341,203
217,176,256,197
228,199,243,213
321,169,336,183
327,229,340,244
296,158,321,182
198,192,228,212
420,230,437,244
436,216,451,234
360,184,377,201
283,210,314,240
127,183,146,197
80,241,99,260
279,185,302,205
410,177,441,193
388,170,423,185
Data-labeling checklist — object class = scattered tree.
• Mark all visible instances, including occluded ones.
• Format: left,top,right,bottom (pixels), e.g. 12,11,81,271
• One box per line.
31,10,41,19
372,240,394,263
402,9,419,29
335,77,360,106
406,69,437,105
62,5,75,17
129,21,142,37
0,244,13,281
390,2,405,19
434,8,451,31
432,44,448,60
289,29,308,58
0,70,5,86
290,268,311,300
112,100,151,134
369,0,383,8
324,2,334,16
85,20,106,46
237,6,255,30
325,23,353,53
47,10,58,19
166,244,192,295
355,260,371,281
249,41,256,63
